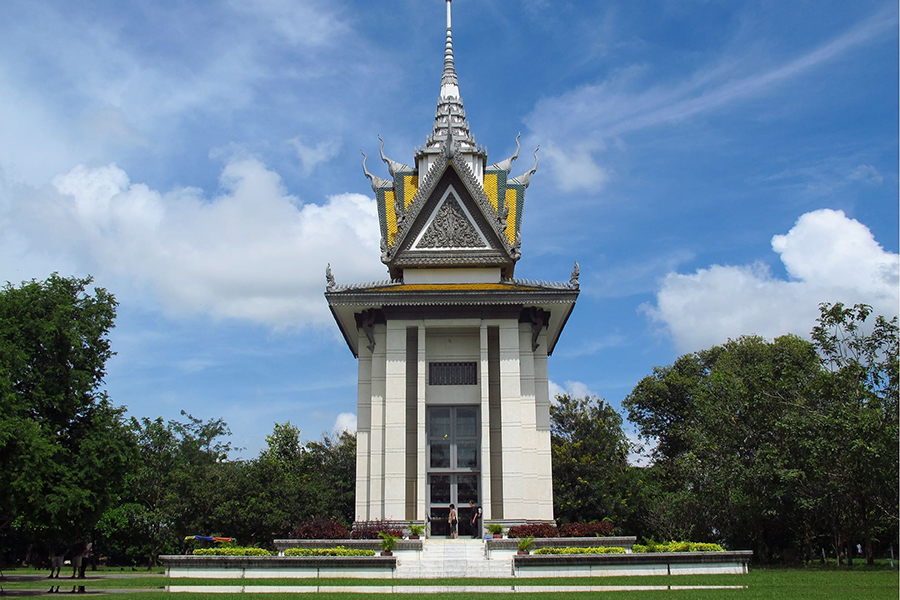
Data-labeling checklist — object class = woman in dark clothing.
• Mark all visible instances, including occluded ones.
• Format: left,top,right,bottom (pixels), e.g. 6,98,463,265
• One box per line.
449,504,458,539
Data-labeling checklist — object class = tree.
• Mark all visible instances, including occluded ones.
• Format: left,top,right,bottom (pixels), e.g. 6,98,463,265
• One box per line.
0,274,134,549
550,394,636,528
623,303,899,564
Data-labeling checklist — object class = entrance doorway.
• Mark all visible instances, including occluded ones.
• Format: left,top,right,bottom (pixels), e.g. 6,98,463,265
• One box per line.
426,406,480,537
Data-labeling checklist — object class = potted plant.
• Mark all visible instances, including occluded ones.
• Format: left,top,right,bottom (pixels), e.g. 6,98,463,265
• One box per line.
517,537,534,555
487,523,504,539
408,522,424,540
378,531,397,556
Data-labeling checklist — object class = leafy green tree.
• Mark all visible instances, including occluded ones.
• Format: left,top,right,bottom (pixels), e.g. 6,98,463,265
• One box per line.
550,394,636,528
0,274,135,547
623,303,898,564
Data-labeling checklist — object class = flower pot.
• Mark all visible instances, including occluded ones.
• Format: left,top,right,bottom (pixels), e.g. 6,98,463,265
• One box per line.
381,550,393,556
409,535,420,540
517,550,529,555
492,534,502,539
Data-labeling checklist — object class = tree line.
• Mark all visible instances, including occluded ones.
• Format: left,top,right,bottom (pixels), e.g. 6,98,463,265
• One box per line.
551,302,898,565
1,275,897,567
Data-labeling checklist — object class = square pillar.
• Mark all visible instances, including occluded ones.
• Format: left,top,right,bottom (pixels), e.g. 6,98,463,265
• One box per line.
383,321,408,520
498,321,523,518
416,325,427,521
355,330,372,521
368,325,387,520
479,323,492,520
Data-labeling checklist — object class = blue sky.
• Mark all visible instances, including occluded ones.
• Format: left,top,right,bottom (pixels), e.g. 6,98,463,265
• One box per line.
1,0,897,459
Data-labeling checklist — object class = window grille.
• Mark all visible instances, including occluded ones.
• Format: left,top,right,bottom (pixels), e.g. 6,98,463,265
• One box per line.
429,361,477,385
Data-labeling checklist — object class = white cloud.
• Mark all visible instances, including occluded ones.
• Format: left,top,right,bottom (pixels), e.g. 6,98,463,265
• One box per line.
2,158,386,328
549,380,596,401
644,209,899,353
540,141,611,193
847,164,883,185
333,412,357,434
524,8,894,192
290,137,342,176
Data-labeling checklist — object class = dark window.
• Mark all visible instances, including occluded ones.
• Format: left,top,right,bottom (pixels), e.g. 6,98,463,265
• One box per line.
429,362,477,385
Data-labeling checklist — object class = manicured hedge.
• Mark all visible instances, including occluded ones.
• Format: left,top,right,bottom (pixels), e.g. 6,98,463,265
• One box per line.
293,518,350,540
284,547,375,557
507,521,615,539
533,546,626,555
192,547,273,556
632,541,724,553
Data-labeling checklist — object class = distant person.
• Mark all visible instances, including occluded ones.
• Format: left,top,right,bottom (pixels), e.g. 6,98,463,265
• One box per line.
469,500,483,539
449,504,458,539
49,538,66,578
70,540,86,578
78,541,92,578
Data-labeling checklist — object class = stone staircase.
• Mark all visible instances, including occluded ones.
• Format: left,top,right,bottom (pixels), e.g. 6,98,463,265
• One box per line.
395,538,513,578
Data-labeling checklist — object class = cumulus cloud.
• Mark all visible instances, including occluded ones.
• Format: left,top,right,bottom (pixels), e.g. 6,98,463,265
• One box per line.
644,209,899,353
333,412,357,434
540,142,611,193
549,380,596,401
2,158,386,328
290,137,342,176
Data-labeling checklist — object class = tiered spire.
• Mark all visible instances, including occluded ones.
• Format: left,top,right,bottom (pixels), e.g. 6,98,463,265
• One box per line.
419,0,482,158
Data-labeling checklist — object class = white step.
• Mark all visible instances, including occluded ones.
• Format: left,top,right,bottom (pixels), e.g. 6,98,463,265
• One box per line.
395,539,512,579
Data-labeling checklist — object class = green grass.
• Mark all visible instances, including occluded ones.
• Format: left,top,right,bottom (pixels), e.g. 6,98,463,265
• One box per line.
3,565,896,599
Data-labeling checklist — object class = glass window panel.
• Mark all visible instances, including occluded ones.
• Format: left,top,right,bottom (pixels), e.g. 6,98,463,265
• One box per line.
456,442,478,468
430,443,451,469
429,507,450,537
456,408,478,438
457,474,478,504
430,475,451,504
429,408,451,440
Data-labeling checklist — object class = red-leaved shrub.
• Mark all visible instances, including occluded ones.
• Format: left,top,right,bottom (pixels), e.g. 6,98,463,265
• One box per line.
507,523,560,539
293,518,350,540
559,521,615,537
350,520,404,540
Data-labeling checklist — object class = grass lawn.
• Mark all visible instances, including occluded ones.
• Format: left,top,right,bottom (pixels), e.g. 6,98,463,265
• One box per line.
2,564,896,598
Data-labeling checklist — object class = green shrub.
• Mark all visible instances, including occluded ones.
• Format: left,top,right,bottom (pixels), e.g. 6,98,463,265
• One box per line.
487,523,504,535
377,531,398,552
517,537,535,552
284,547,375,557
632,541,724,553
533,546,626,555
192,547,272,556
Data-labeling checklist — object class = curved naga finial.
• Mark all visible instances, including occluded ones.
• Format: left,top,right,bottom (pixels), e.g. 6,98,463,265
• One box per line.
361,150,391,191
325,263,336,292
378,135,410,178
570,260,580,289
511,146,540,188
487,132,521,173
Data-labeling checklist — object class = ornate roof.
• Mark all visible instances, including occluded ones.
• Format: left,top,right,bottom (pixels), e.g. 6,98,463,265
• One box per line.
361,0,540,279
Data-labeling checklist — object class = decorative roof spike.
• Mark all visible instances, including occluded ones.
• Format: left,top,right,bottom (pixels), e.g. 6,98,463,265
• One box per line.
361,150,391,191
326,263,336,292
378,135,411,177
441,0,459,98
570,261,580,289
488,132,521,173
511,146,540,188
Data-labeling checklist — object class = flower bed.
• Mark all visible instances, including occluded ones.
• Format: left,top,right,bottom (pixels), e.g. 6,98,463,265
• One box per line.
507,521,615,539
534,547,626,555
632,542,724,553
284,547,375,557
192,548,272,556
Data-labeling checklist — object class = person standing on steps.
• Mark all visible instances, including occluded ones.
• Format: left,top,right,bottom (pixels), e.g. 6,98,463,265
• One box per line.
49,538,66,579
469,500,483,539
449,504,458,539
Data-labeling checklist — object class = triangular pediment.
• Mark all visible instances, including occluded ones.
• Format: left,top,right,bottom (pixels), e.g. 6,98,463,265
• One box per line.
385,162,517,279
412,186,489,250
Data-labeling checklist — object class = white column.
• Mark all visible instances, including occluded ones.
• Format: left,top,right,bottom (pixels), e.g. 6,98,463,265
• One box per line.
416,325,427,521
368,325,387,520
355,330,372,522
534,328,554,520
498,320,523,518
479,323,492,520
383,321,408,520
518,323,539,517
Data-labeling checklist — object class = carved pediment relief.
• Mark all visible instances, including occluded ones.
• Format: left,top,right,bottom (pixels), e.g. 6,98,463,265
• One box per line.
413,188,488,250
